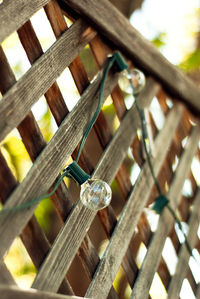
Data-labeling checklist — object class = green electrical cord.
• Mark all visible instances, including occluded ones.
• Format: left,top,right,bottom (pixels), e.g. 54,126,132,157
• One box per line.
0,52,128,214
128,70,197,262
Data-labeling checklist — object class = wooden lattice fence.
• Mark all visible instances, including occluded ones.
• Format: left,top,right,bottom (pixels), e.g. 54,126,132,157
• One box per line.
0,1,200,298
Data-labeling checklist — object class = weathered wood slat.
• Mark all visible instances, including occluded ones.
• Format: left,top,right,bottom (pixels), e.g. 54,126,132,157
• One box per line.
30,77,157,292
79,34,136,291
0,285,86,299
167,189,200,298
44,0,90,95
0,68,118,260
85,105,183,299
62,0,200,115
0,150,73,295
17,20,69,127
0,0,50,43
42,6,119,297
130,126,200,299
0,263,16,286
0,19,96,141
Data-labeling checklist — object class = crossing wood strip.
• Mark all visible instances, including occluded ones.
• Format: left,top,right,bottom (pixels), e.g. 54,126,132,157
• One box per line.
167,189,200,299
42,5,119,297
0,67,120,259
80,35,138,288
61,0,200,115
89,35,134,201
0,150,73,295
0,46,46,160
0,262,16,286
0,41,74,244
17,20,70,126
89,34,159,288
196,285,200,299
187,268,198,295
31,80,159,292
0,286,87,299
0,19,96,141
44,0,90,95
0,0,50,43
2,22,74,221
85,105,183,299
45,5,130,294
131,126,200,299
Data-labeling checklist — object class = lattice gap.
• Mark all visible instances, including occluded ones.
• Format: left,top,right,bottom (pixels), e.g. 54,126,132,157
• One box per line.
180,279,196,299
79,45,99,81
4,238,37,288
56,67,80,111
1,32,31,80
150,272,168,299
31,95,59,140
30,8,56,53
1,133,32,182
113,266,132,298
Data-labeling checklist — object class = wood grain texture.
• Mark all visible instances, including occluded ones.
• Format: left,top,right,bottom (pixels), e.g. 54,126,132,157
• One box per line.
0,0,50,43
43,6,118,297
0,19,96,141
131,126,200,299
0,68,118,260
62,0,200,115
31,77,157,292
0,133,73,295
0,263,16,286
86,105,183,299
0,285,86,299
167,189,200,299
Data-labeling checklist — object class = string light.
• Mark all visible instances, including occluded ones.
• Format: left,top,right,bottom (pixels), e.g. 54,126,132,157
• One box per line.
0,51,197,263
0,51,128,213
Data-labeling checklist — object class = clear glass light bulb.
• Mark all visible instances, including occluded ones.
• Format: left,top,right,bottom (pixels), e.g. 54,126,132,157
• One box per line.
118,69,146,95
80,179,112,211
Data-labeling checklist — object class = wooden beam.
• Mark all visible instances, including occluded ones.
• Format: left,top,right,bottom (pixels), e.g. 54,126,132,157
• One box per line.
86,105,183,298
62,0,200,115
0,19,96,142
0,285,86,299
0,263,16,286
0,0,49,43
167,189,200,299
32,104,182,293
0,68,119,260
130,126,200,299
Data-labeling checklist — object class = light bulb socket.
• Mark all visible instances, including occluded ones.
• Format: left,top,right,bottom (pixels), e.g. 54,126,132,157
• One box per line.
112,52,128,72
64,161,90,185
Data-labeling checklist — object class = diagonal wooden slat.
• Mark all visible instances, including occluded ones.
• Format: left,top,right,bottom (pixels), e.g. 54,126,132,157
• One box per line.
0,263,16,286
0,0,50,43
167,189,200,299
39,5,119,297
0,150,73,295
32,104,183,293
61,0,200,115
0,19,96,141
130,126,200,299
86,105,184,299
0,285,87,299
0,68,118,260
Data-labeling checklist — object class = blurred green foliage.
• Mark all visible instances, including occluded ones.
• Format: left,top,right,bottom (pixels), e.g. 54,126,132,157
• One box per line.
152,32,166,49
179,49,200,72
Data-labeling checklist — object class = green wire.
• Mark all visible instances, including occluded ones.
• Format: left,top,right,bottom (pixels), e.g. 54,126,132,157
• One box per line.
128,70,196,262
0,55,118,214
75,56,116,163
1,171,67,214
